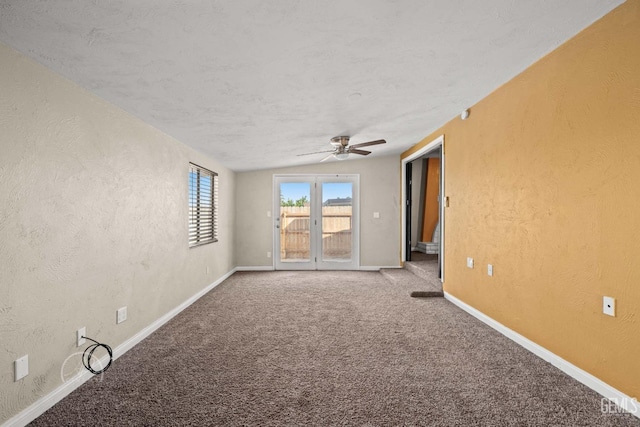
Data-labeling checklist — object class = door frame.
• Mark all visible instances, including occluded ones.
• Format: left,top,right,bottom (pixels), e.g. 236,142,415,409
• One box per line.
401,135,445,282
273,174,360,270
405,161,412,261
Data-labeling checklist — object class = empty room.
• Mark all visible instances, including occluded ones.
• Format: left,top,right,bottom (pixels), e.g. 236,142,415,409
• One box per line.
1,1,639,425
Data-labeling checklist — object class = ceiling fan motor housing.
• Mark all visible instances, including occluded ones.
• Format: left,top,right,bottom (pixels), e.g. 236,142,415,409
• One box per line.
330,136,350,147
297,136,385,161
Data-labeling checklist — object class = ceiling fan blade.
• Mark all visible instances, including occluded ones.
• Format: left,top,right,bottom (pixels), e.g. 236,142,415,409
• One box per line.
349,149,371,156
349,139,386,149
297,149,334,156
320,153,335,162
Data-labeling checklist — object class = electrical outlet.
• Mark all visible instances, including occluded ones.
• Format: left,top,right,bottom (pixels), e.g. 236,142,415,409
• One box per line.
267,251,271,258
466,257,474,268
77,327,86,347
14,355,28,381
267,210,271,218
603,296,615,317
117,306,128,324
373,212,380,219
487,264,493,277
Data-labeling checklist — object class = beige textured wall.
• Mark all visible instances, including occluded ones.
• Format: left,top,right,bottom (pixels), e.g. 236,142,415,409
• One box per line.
0,43,235,423
403,0,640,399
236,155,401,268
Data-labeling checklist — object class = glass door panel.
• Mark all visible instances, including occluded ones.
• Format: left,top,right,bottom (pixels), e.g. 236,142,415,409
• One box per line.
279,182,311,264
321,182,353,261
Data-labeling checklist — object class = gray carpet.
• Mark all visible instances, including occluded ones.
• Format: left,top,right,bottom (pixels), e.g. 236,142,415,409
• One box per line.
31,271,639,426
380,264,443,298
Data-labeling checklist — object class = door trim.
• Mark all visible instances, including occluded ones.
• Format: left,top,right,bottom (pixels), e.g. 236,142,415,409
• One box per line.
401,135,444,282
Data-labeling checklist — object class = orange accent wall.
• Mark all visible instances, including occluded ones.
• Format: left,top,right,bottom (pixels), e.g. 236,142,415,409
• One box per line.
421,158,440,242
402,0,640,399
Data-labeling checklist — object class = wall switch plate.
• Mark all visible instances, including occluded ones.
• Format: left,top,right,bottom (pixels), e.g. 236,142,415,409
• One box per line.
603,296,615,317
117,306,128,324
77,327,86,347
466,257,474,268
373,212,380,219
487,264,493,276
14,355,28,381
267,211,271,217
267,251,271,258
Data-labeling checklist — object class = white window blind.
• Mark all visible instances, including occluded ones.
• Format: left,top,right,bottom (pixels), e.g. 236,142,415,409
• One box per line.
189,163,218,247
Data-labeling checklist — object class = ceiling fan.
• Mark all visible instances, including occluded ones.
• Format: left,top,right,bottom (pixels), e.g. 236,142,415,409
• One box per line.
297,136,386,162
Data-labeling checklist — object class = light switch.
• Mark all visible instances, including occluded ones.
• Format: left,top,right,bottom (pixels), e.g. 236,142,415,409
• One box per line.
373,212,380,219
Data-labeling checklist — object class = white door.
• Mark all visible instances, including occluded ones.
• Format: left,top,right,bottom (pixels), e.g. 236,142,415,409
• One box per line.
274,176,315,270
274,175,359,270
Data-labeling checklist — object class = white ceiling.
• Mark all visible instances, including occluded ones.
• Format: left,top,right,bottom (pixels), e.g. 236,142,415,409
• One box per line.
0,1,623,171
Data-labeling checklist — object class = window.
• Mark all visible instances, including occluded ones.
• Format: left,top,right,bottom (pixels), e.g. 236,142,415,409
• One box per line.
189,163,218,247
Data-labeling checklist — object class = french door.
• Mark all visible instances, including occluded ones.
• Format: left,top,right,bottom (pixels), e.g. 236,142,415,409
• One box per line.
274,175,359,270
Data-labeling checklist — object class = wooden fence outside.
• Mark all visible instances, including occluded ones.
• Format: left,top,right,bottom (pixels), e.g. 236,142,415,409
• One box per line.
280,206,352,260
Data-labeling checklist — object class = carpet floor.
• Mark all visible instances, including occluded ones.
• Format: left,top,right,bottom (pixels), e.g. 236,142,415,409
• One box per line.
31,271,639,426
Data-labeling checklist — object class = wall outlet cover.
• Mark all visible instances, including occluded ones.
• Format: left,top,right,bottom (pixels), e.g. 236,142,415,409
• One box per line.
77,327,86,347
117,306,128,324
14,355,28,381
487,264,494,276
603,296,615,317
467,257,474,268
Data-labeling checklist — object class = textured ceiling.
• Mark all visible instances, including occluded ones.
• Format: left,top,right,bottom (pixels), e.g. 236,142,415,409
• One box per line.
0,1,623,171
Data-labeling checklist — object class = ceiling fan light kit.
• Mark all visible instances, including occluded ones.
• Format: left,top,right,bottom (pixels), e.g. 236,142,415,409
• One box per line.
299,136,387,162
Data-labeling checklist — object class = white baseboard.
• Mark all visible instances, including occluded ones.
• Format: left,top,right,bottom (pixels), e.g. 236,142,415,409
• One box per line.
236,266,400,272
3,268,237,427
444,292,639,419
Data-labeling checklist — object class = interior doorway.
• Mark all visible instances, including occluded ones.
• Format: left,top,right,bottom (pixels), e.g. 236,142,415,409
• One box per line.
401,135,444,281
273,174,360,270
